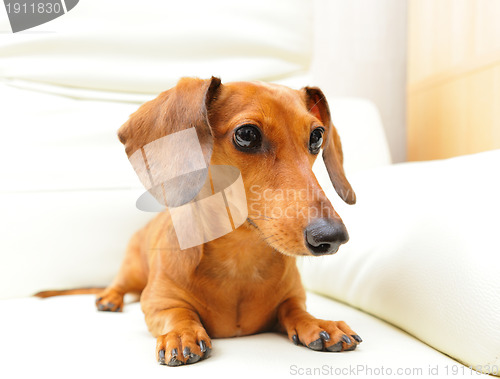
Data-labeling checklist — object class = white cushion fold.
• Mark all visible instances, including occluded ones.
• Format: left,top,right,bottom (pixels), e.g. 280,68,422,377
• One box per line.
302,150,500,372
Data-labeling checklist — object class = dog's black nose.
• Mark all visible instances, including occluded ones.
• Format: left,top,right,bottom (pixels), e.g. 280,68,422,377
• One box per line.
304,219,349,255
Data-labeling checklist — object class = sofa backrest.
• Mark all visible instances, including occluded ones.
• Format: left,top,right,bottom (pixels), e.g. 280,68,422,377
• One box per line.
0,0,313,101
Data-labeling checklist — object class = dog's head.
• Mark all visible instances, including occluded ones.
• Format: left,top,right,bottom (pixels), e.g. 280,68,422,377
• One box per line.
118,77,355,257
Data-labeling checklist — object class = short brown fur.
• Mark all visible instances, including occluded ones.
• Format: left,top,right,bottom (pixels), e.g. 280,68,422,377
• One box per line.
96,78,360,365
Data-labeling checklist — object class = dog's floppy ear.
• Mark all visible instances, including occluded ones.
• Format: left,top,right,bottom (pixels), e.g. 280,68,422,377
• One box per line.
118,76,221,160
303,87,356,205
118,77,222,207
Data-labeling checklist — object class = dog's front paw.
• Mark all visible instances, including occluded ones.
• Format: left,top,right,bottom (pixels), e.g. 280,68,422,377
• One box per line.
288,319,362,352
156,328,212,366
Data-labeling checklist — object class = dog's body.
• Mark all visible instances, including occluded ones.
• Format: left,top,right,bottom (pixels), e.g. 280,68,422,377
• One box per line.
96,78,361,366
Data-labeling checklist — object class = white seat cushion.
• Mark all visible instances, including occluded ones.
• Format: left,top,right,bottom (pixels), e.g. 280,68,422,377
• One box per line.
0,292,468,378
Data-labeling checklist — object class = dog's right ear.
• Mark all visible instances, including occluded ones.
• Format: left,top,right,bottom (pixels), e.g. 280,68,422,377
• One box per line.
303,86,356,205
118,77,222,207
118,76,221,161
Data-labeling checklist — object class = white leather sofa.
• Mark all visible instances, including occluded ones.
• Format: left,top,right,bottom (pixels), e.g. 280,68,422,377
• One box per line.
1,1,499,378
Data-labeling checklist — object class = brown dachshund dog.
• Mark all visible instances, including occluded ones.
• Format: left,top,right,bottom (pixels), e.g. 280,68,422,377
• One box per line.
95,77,360,366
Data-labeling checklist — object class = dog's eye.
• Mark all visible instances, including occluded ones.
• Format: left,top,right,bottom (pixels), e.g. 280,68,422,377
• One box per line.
309,128,324,154
233,125,262,150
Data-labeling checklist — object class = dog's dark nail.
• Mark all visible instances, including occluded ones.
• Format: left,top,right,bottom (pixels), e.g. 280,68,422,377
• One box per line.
326,341,343,352
352,335,363,343
342,335,352,344
292,334,299,345
186,353,201,364
308,338,323,351
183,347,191,358
319,331,330,341
97,304,105,311
168,348,182,366
107,302,115,308
204,346,212,358
199,340,207,353
167,357,183,366
158,349,166,364
96,297,103,302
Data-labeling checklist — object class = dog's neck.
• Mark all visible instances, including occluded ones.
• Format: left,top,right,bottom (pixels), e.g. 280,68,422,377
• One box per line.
199,222,295,280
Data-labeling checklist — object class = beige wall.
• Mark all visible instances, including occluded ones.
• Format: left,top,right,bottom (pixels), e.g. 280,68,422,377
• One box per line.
312,0,408,162
407,0,500,161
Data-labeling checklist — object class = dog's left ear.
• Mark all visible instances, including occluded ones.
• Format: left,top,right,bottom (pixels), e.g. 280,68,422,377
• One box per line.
303,87,356,204
118,76,222,207
118,76,222,160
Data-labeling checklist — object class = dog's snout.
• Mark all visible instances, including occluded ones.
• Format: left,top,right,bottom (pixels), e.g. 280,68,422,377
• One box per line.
304,219,349,256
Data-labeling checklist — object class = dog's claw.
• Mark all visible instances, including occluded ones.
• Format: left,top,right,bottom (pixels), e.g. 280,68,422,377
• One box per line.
97,302,119,312
326,341,343,352
204,346,212,358
319,331,330,341
199,340,207,353
292,334,299,345
352,335,363,343
158,349,166,365
307,338,323,351
166,348,182,366
342,334,352,344
167,357,183,367
182,346,198,363
186,353,201,364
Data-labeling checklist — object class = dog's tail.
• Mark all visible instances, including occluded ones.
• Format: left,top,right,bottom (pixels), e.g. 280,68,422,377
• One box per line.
34,287,105,298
